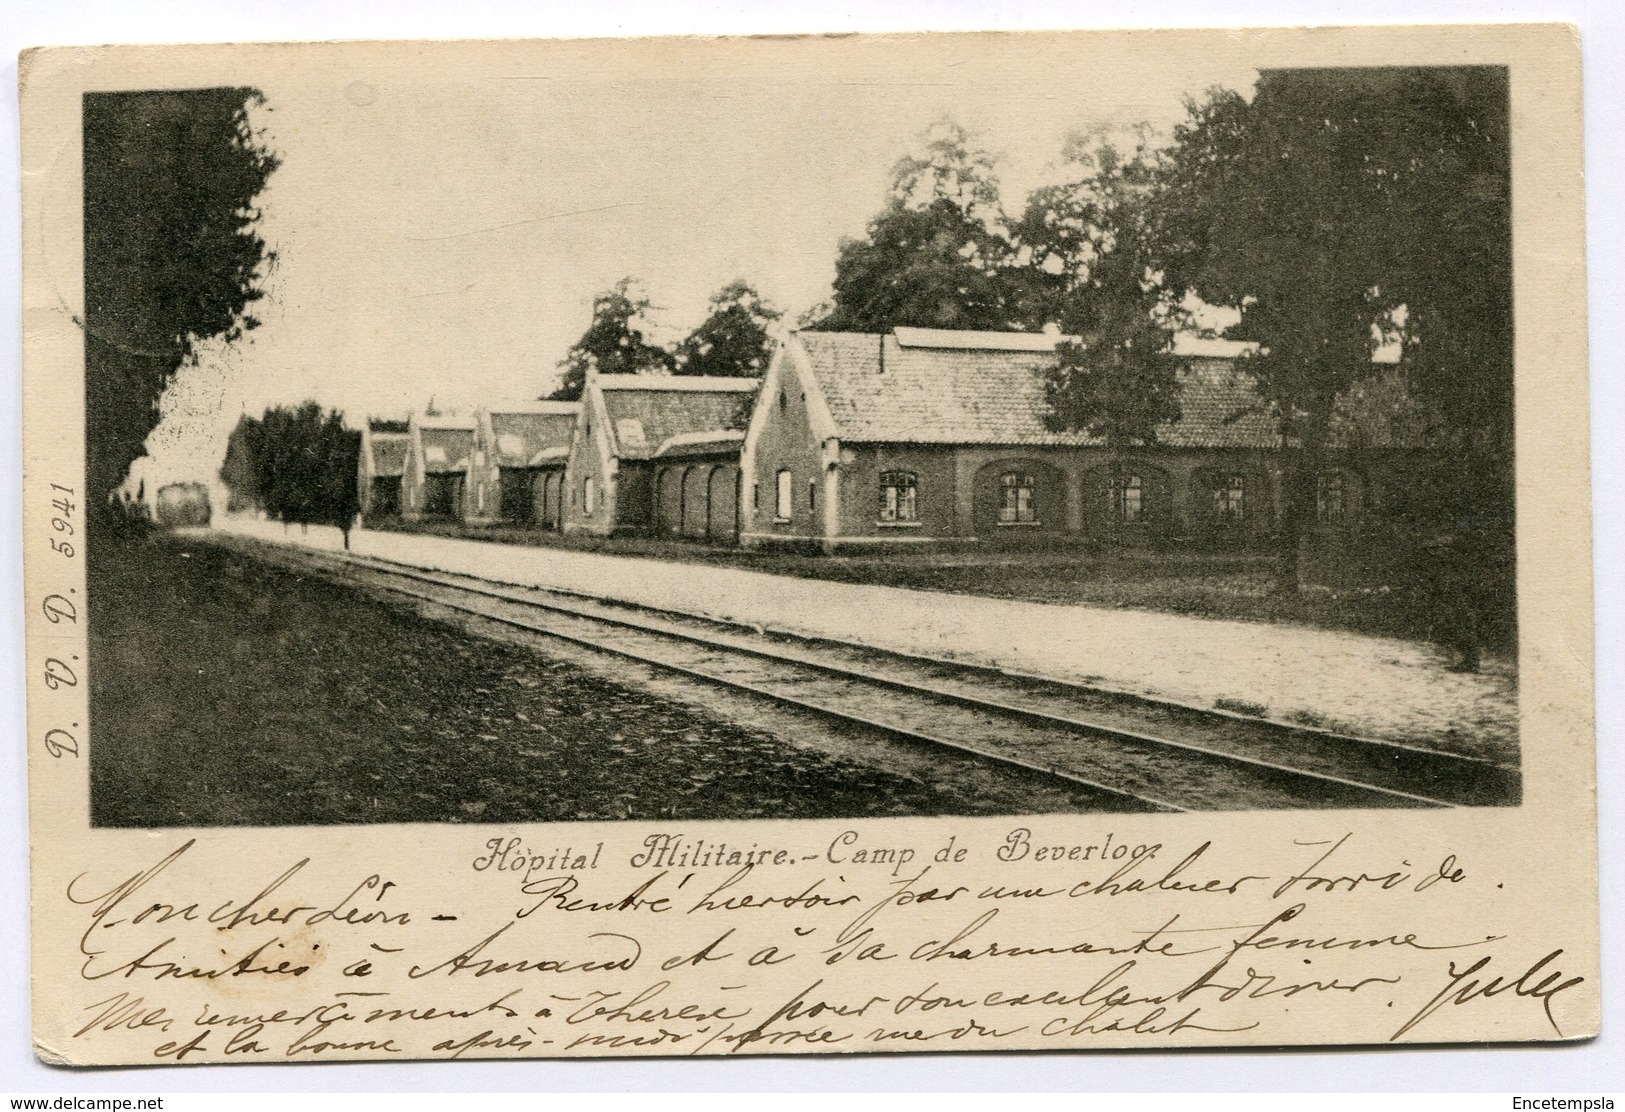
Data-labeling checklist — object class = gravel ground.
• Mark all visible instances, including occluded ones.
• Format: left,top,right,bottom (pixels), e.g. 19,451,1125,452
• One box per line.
216,517,1520,762
380,515,1461,643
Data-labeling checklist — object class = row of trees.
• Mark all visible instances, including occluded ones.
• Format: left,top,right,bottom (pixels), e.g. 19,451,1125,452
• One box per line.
546,69,1512,648
220,403,362,547
548,278,782,401
822,70,1511,647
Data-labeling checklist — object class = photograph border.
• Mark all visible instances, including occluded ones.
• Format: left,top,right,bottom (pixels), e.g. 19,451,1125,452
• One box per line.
6,1,1619,1093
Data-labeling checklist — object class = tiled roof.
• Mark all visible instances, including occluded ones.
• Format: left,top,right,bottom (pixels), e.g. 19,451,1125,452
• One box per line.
1158,362,1280,449
489,409,576,467
595,374,760,394
367,432,409,477
596,377,760,460
420,427,474,473
794,331,1280,449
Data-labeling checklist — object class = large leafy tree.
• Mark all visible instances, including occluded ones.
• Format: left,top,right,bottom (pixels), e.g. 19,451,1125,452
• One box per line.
812,121,1017,333
674,280,781,378
548,278,675,400
83,88,279,513
1155,68,1512,618
1012,131,1184,446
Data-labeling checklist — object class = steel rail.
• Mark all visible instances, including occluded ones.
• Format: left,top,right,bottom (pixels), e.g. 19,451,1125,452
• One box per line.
257,543,1469,810
319,558,1186,813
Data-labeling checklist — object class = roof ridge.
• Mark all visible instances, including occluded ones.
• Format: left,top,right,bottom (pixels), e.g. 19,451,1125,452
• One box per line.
483,401,580,415
414,415,478,429
594,374,759,392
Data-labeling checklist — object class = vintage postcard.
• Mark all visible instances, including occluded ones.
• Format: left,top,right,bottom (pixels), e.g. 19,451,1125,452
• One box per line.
20,24,1597,1065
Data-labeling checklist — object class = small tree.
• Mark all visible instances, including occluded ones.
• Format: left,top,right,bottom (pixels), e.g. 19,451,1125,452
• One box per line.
246,401,361,545
548,278,675,400
254,405,288,524
219,412,265,512
674,280,781,378
319,410,362,548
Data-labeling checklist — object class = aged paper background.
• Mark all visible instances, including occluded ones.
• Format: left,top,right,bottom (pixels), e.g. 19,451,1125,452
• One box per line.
13,16,1607,1080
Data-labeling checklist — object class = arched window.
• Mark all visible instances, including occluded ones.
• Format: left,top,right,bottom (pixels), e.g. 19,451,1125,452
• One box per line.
878,470,918,523
1316,470,1348,525
999,471,1036,524
1211,473,1246,523
1111,473,1144,523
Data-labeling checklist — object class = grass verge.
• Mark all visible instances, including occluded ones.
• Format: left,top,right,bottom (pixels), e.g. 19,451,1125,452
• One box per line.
88,528,1001,827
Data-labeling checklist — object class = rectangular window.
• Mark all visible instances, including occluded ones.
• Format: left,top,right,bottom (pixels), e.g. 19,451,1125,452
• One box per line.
1112,474,1143,523
1212,474,1245,522
808,478,817,514
879,471,918,523
1317,471,1347,525
775,469,793,521
999,472,1036,524
583,476,595,516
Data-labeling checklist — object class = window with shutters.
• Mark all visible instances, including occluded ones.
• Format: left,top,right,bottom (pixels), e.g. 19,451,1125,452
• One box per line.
998,471,1036,524
878,470,918,524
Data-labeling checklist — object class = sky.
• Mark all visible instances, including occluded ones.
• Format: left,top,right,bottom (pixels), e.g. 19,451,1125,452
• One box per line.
124,35,1261,502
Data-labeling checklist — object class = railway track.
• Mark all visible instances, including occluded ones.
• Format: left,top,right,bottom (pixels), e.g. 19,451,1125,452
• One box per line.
230,537,1519,813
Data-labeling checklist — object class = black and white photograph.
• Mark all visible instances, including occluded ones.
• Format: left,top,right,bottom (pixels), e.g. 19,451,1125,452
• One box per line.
81,55,1521,827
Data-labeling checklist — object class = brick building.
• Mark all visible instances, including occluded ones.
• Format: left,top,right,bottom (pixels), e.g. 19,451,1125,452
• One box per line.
562,373,759,537
464,402,579,526
401,413,476,523
357,418,409,521
740,327,1290,552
